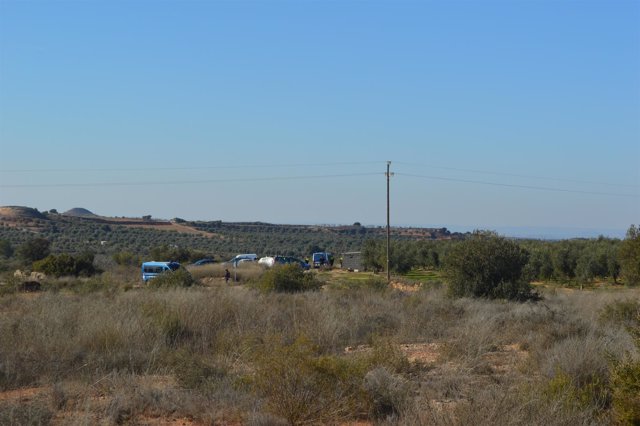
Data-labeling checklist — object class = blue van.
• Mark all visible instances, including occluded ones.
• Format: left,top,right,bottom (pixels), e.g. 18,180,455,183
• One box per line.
312,252,333,268
141,261,181,282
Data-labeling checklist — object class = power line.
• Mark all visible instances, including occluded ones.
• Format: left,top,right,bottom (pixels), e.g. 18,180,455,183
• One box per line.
0,160,386,173
396,172,640,198
394,161,640,189
0,172,381,189
2,167,637,199
3,159,636,192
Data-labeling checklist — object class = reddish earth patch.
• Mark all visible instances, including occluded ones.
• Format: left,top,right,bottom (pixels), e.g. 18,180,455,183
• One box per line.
345,342,443,365
0,386,46,403
400,343,443,364
108,220,218,238
481,344,528,374
135,415,203,425
391,281,422,292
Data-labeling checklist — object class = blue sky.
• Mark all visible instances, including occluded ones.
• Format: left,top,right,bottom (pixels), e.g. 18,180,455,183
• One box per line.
0,0,638,238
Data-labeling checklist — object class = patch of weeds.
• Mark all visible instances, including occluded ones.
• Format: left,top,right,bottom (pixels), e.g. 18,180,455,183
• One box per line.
363,367,412,421
611,358,640,424
403,269,442,283
0,274,20,296
329,275,388,292
600,299,640,329
0,399,52,425
142,301,191,347
45,274,120,295
607,301,640,425
256,265,321,293
148,268,196,288
163,349,226,390
252,336,365,424
542,370,610,414
106,393,135,425
251,335,413,425
364,337,413,374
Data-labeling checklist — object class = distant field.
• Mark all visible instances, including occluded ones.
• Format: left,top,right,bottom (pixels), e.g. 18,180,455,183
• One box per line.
403,269,443,282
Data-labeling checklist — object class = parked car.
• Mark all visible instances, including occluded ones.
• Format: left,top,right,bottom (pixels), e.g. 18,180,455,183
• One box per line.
279,256,311,270
141,261,181,282
259,256,310,270
258,256,276,267
192,258,215,266
226,254,258,267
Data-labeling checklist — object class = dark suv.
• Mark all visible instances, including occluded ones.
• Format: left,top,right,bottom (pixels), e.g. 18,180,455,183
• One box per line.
275,256,310,270
192,258,215,266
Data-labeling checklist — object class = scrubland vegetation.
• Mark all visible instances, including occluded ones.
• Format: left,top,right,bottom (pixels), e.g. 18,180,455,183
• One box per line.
0,264,639,425
0,223,639,424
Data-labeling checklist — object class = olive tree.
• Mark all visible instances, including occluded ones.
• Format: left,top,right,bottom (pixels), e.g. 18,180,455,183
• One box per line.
16,237,50,264
619,225,640,286
445,231,535,300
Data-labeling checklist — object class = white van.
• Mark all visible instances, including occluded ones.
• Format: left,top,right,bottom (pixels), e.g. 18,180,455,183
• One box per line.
227,254,258,267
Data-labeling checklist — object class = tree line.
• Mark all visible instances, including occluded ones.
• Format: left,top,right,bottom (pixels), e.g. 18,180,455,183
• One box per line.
362,225,640,288
2,223,639,292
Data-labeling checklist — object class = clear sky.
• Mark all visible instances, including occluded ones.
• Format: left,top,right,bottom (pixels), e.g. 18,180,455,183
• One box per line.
0,0,638,238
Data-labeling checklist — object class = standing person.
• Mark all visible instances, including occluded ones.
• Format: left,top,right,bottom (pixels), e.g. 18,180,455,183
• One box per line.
224,268,231,283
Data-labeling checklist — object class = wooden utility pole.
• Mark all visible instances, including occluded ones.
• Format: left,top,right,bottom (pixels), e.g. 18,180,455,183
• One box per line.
386,161,393,284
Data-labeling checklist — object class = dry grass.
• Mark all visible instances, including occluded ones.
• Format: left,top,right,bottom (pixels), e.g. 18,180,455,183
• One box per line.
188,262,264,283
0,273,638,425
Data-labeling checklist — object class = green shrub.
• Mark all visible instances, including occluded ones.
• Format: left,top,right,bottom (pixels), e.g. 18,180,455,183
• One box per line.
33,252,98,277
542,370,610,413
16,237,50,264
34,253,76,277
0,239,13,259
611,359,640,424
112,251,140,266
252,336,365,425
445,231,536,301
619,225,640,286
607,297,640,425
252,336,412,425
257,264,321,293
148,268,195,288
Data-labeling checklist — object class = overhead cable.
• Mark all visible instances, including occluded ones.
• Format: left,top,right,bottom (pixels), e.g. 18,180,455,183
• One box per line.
396,172,640,198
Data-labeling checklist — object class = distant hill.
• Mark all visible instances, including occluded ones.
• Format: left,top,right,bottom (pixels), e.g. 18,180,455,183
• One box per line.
0,206,47,220
63,207,98,218
0,205,466,257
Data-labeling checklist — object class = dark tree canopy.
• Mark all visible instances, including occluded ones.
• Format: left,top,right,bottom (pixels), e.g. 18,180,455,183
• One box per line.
445,231,535,300
0,239,13,259
619,225,640,286
17,237,51,264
